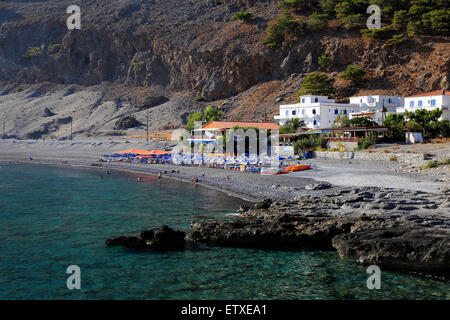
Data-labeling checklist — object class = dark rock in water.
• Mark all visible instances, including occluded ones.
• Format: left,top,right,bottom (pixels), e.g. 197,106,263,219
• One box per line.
332,227,450,275
187,186,450,276
141,225,185,250
305,183,331,190
188,214,352,249
140,230,155,241
105,236,147,250
106,225,185,251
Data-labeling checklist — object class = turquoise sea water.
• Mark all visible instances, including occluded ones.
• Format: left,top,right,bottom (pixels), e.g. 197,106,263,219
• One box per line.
0,163,448,300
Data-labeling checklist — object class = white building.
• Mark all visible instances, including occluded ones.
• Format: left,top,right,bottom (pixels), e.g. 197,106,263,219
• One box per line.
274,95,361,129
401,90,450,121
349,95,403,113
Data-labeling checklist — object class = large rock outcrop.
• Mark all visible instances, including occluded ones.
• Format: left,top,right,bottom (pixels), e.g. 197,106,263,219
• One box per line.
106,225,185,251
188,187,450,276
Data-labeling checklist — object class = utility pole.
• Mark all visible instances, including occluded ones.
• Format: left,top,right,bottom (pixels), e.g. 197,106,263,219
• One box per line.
146,115,149,142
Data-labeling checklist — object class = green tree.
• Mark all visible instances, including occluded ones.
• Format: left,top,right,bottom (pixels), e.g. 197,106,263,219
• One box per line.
48,44,61,54
385,33,407,47
279,118,306,134
348,116,377,127
23,46,41,58
279,0,316,9
392,10,409,30
264,10,306,48
339,14,362,29
320,0,337,16
405,108,443,138
383,113,405,141
185,105,224,131
307,13,329,31
318,54,332,70
232,11,254,22
421,9,450,35
297,72,335,97
339,65,366,81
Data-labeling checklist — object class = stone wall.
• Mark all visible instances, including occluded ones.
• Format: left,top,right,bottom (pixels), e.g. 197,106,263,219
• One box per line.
326,141,358,150
313,151,426,165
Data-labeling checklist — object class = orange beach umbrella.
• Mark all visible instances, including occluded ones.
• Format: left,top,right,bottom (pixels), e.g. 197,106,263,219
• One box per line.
115,149,171,156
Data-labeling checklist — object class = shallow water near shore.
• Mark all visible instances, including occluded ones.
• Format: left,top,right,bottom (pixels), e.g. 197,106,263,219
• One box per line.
0,163,448,300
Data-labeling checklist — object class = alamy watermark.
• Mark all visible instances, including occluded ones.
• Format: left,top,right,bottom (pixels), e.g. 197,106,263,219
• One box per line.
367,5,381,29
66,5,81,30
366,265,381,290
66,265,81,290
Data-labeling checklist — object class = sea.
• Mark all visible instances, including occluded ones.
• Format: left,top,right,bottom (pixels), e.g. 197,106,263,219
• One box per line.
0,163,448,299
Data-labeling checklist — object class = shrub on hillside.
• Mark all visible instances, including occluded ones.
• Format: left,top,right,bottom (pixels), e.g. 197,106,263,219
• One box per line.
318,54,332,70
279,0,315,9
361,25,394,40
307,13,329,31
421,9,450,35
392,10,409,30
264,10,306,49
385,34,407,47
339,65,366,81
23,46,41,58
48,44,61,54
297,72,335,97
232,11,254,22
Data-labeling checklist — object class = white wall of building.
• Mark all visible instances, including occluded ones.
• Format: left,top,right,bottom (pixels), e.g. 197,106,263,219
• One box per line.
274,93,449,129
403,94,450,121
349,95,403,113
274,95,360,129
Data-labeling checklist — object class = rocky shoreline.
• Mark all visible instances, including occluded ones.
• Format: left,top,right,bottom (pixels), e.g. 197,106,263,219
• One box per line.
188,187,450,278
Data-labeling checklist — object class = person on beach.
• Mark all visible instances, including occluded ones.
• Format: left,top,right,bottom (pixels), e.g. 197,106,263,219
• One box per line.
158,173,162,179
137,177,142,181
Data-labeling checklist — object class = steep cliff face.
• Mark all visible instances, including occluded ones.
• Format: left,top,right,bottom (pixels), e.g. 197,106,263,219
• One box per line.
0,0,449,136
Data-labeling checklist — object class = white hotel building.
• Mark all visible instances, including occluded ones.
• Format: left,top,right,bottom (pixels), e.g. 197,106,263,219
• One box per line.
400,90,450,121
274,95,402,129
274,95,361,129
274,91,449,129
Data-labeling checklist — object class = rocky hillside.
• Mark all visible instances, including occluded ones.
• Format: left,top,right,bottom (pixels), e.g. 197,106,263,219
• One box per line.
0,0,449,139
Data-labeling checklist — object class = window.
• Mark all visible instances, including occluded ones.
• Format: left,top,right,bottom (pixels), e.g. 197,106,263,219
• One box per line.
334,109,339,115
431,99,436,106
368,97,374,103
302,98,305,103
418,100,422,107
410,101,414,107
292,110,296,115
302,109,305,115
313,120,317,125
344,110,347,114
388,98,391,103
285,110,289,116
314,98,318,103
312,109,316,114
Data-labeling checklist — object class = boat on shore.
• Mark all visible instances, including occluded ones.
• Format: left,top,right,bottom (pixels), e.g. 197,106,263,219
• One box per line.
285,164,311,172
260,167,288,175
